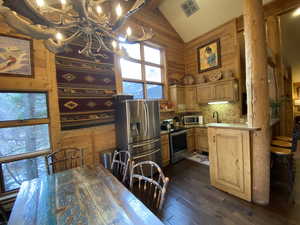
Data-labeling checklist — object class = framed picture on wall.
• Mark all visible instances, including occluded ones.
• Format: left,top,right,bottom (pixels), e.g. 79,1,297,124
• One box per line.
0,34,34,78
197,39,221,73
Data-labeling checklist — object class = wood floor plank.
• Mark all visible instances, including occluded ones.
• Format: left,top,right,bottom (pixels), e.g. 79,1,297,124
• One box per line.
160,160,300,225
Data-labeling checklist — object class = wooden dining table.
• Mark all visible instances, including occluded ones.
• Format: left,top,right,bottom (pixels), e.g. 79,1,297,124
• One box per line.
8,165,165,225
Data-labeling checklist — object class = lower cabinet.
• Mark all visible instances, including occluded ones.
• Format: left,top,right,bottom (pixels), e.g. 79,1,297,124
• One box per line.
161,133,170,166
195,128,208,152
208,128,251,201
187,128,195,152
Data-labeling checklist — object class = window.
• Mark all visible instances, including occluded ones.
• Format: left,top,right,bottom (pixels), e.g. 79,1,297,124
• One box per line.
0,92,50,193
120,43,165,99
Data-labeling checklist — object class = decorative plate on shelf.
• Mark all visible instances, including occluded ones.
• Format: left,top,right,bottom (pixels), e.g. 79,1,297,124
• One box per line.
208,71,222,82
182,74,195,85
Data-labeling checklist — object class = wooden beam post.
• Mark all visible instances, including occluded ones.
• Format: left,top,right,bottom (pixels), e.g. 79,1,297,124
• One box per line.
244,0,271,205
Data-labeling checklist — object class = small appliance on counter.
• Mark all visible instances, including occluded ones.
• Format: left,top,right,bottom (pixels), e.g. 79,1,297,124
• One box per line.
161,119,174,131
183,115,204,125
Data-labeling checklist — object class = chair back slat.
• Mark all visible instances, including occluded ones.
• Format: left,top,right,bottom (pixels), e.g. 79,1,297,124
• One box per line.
130,161,169,211
111,151,131,184
45,148,84,174
291,124,300,152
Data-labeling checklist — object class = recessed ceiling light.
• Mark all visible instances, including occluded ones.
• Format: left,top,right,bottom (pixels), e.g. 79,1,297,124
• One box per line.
293,8,300,17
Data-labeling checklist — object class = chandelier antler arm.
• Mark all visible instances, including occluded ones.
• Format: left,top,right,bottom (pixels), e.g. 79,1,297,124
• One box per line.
23,0,80,29
72,0,89,20
95,32,127,57
123,27,154,44
44,29,82,53
0,2,56,39
111,0,147,31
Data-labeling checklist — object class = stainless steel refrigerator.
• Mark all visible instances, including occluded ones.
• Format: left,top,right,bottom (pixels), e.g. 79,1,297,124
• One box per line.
115,97,162,166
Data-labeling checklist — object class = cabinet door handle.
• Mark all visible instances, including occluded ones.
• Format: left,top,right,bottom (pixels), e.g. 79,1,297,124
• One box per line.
213,136,216,143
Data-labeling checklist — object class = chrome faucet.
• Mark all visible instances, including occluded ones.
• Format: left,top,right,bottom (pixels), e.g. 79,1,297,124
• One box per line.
213,111,220,123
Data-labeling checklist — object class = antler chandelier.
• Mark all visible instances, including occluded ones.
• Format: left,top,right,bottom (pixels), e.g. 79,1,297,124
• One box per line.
0,0,153,58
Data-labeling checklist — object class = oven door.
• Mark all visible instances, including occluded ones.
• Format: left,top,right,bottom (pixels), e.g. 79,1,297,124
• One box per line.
170,130,187,163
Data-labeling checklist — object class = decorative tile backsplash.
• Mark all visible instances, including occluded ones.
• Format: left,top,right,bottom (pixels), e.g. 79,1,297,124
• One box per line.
201,102,242,123
160,102,242,124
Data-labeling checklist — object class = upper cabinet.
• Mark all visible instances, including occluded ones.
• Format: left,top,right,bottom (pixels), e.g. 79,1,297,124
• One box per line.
197,78,238,104
169,85,185,112
169,78,239,112
184,86,198,111
197,85,215,104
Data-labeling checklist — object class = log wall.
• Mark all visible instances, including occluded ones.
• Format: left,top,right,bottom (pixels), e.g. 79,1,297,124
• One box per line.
184,19,243,122
57,8,185,165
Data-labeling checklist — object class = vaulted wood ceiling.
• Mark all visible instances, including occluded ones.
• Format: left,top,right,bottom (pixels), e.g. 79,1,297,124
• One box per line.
158,0,274,42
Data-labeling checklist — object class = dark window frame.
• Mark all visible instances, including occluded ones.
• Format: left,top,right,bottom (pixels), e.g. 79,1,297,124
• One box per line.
0,91,51,195
120,43,166,99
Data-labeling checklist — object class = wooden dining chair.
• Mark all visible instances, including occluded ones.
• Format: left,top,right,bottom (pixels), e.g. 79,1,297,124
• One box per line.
111,150,131,184
0,204,7,225
45,148,84,174
130,161,169,211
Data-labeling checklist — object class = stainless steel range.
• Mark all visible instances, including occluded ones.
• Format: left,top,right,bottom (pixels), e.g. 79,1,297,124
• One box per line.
169,128,188,163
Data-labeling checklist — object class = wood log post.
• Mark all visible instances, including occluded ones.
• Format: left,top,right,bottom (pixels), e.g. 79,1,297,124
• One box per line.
266,16,286,135
244,0,271,205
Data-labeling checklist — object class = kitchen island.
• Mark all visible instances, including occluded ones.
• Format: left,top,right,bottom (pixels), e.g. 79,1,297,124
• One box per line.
207,119,280,202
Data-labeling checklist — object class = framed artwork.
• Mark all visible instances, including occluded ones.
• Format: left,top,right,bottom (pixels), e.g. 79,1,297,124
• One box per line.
0,34,34,78
197,39,221,73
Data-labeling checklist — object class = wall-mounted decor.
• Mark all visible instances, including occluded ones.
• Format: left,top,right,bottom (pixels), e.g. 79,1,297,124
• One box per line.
56,44,116,130
197,39,221,73
0,35,33,77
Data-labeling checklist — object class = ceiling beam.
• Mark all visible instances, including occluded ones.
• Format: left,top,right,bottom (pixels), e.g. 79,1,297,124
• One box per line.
147,0,164,10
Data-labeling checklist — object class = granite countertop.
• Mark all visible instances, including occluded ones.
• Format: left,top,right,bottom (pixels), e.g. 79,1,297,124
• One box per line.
207,118,280,131
206,123,260,131
181,124,208,128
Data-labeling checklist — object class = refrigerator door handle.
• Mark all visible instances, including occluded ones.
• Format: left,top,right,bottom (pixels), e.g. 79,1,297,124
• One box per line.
133,148,161,160
143,102,149,137
131,138,161,148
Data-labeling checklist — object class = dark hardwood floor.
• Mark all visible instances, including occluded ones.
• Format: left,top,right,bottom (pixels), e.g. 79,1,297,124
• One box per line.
159,159,300,225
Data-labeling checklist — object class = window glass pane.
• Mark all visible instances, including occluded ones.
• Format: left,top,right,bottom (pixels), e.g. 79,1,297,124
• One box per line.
145,65,162,83
2,156,47,192
120,59,142,80
0,92,48,122
0,124,50,157
120,43,141,60
147,84,163,99
144,46,161,65
123,82,144,99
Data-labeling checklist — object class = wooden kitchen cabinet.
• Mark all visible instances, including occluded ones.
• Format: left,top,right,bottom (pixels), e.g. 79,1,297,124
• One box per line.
186,128,195,152
196,79,238,104
161,133,170,166
196,85,214,104
194,128,208,152
184,86,198,111
208,127,251,201
215,80,237,101
169,85,185,112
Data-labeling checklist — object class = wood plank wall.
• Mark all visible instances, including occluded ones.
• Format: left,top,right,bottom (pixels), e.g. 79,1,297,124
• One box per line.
184,19,240,79
0,7,185,167
184,19,243,123
59,7,185,166
0,19,61,152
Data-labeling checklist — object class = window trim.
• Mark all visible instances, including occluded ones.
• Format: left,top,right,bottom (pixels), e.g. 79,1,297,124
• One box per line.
0,91,51,194
120,42,167,100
